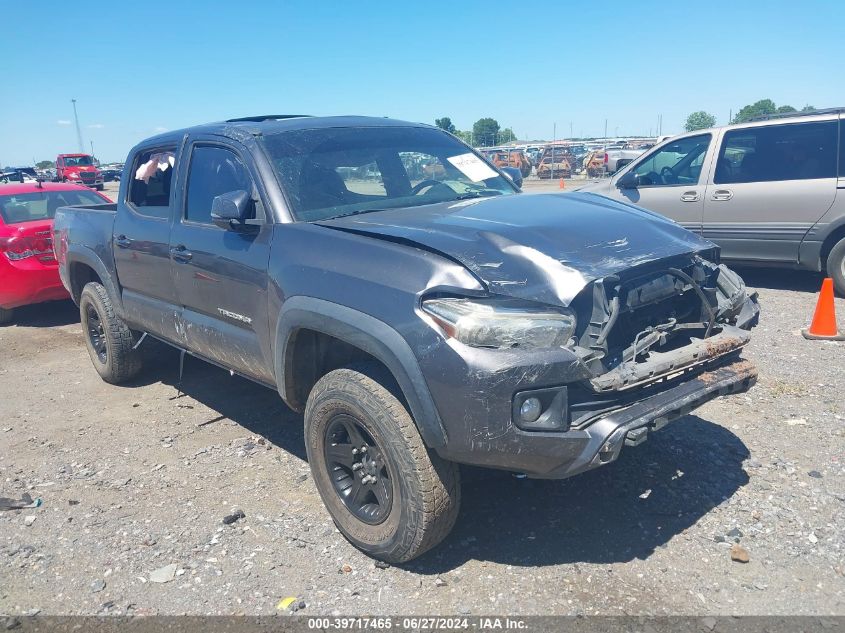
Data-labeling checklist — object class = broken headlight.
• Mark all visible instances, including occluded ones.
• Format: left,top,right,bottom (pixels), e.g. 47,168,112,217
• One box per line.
422,297,576,350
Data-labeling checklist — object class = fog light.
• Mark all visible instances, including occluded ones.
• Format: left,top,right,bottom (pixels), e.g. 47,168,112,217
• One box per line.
519,397,542,423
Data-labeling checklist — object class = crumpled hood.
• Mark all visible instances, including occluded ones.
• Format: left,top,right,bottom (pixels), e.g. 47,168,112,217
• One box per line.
318,192,716,306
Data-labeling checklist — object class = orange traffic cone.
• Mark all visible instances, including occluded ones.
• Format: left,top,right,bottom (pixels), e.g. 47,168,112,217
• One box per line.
802,278,845,340
559,178,565,190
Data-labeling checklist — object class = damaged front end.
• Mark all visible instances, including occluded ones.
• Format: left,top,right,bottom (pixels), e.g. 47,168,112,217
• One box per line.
422,255,759,479
571,256,759,397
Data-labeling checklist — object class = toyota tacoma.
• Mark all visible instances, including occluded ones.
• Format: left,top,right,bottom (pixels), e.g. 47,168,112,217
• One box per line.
53,115,759,562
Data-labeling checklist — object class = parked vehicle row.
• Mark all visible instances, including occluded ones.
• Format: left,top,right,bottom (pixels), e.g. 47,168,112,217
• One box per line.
577,108,845,294
0,167,38,183
482,140,662,179
53,114,759,564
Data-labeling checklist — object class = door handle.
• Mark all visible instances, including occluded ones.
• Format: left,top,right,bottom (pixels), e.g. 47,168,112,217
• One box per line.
170,245,193,262
711,189,733,201
114,235,133,248
680,191,699,202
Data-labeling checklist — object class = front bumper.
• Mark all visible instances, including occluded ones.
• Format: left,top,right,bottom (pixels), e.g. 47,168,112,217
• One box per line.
433,354,756,479
67,176,103,187
542,358,757,478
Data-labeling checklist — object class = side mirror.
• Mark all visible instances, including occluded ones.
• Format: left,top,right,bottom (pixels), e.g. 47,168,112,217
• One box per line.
616,171,639,189
211,190,253,229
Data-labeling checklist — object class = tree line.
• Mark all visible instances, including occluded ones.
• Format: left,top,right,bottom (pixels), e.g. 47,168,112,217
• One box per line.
434,117,515,146
684,99,817,132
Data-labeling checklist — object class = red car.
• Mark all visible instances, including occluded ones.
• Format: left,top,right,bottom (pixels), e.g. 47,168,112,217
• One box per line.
56,153,104,191
0,181,110,323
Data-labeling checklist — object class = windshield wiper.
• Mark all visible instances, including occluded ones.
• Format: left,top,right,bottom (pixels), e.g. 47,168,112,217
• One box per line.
322,208,389,221
452,191,499,201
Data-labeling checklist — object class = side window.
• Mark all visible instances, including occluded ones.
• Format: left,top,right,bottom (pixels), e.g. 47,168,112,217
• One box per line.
128,148,177,219
185,146,253,224
631,134,711,187
714,121,837,185
335,161,387,196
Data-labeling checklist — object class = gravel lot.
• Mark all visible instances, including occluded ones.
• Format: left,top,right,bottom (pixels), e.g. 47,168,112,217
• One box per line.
1,190,843,615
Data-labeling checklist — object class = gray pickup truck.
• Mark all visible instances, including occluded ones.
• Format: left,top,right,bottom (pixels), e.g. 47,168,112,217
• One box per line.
54,115,760,562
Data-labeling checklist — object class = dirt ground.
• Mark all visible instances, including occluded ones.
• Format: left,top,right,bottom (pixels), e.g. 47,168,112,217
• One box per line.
1,185,843,616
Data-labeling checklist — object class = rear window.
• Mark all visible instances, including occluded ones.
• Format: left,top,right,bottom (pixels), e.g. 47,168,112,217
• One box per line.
0,189,105,224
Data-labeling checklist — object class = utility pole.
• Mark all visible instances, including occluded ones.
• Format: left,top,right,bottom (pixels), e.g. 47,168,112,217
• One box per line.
604,119,608,140
71,99,84,153
553,122,556,146
569,122,573,139
90,141,95,162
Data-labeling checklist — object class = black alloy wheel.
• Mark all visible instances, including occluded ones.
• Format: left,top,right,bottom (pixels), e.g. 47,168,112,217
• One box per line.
323,414,392,524
86,303,108,363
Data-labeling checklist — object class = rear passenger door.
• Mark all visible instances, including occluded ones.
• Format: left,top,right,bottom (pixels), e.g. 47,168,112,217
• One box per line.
702,120,838,262
113,144,182,341
169,141,274,383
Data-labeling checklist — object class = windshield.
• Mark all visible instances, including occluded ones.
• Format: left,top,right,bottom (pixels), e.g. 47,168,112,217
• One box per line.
261,126,517,222
64,155,94,167
0,189,105,224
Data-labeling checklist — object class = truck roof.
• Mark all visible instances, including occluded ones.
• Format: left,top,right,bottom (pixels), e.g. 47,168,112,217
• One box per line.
137,115,435,147
57,153,93,157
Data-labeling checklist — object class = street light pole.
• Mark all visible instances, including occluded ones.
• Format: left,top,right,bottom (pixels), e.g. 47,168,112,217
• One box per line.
71,99,84,154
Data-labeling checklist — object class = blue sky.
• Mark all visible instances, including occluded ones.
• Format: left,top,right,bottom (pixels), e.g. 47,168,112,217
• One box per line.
1,0,841,164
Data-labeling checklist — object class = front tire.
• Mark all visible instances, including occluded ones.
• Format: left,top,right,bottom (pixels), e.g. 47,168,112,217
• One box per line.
79,282,142,384
305,366,460,563
826,238,845,296
0,307,14,324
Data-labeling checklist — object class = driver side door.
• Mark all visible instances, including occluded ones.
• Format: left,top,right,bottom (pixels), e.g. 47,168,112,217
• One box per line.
609,133,715,234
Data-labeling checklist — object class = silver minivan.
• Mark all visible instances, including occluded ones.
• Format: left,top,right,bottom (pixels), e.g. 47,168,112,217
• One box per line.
577,109,845,293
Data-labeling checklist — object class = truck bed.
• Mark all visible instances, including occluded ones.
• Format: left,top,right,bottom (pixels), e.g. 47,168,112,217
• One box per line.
53,203,119,300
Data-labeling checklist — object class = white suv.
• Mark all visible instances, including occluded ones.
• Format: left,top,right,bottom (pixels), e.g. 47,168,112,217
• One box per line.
578,108,845,294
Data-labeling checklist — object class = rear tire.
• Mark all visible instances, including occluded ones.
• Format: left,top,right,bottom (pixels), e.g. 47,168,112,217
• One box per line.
0,307,14,324
305,365,460,563
826,238,845,296
79,282,142,384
